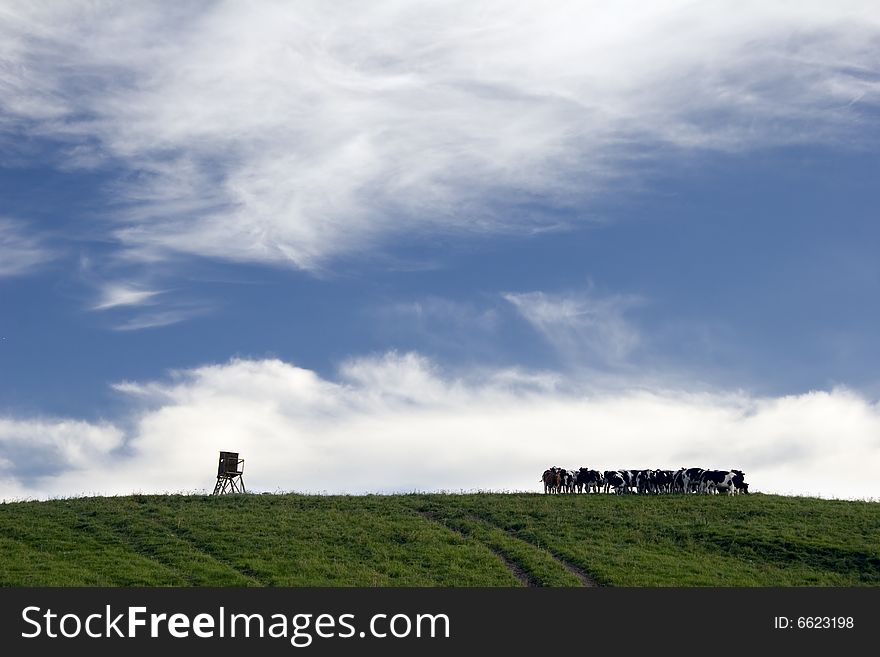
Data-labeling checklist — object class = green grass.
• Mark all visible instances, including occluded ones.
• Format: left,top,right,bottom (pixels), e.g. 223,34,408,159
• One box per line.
1,493,878,586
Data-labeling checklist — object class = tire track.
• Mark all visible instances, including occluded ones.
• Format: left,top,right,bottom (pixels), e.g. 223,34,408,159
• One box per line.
89,510,265,586
164,528,266,586
551,553,599,587
467,513,601,587
414,510,538,587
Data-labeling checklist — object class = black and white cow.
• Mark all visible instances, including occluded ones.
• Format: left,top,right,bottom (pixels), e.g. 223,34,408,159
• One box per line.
699,470,725,493
699,469,749,495
603,470,619,494
620,470,639,494
730,470,749,494
672,468,686,493
588,469,605,493
604,471,627,495
547,464,748,495
563,469,578,494
650,469,674,494
576,468,604,493
574,468,588,493
683,467,706,493
635,469,653,495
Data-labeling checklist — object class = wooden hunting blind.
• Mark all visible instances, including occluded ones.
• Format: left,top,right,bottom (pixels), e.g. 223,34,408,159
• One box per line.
212,450,246,495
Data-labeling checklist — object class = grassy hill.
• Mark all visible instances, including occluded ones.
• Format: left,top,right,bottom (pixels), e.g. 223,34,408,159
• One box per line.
1,493,878,586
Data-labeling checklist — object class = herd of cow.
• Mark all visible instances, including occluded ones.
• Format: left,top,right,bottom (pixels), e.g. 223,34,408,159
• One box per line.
541,466,750,496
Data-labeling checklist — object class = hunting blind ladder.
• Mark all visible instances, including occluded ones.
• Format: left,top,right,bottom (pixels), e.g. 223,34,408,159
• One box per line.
212,451,246,495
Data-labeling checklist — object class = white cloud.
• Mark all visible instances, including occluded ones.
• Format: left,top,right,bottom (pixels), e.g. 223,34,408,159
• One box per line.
504,290,642,364
3,353,879,501
88,281,207,330
1,2,879,269
111,307,209,331
373,297,500,355
0,417,123,483
0,218,52,277
384,298,498,332
92,283,161,310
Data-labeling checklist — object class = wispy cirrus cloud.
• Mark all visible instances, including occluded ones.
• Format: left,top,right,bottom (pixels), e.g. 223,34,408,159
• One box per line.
84,275,210,330
0,218,53,277
1,2,878,270
92,282,162,310
372,297,500,357
504,290,642,366
85,275,207,330
2,353,879,500
111,307,210,332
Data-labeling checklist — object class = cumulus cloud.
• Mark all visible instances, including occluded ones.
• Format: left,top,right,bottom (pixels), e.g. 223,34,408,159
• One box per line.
0,218,52,277
2,353,878,501
1,2,879,269
0,417,123,484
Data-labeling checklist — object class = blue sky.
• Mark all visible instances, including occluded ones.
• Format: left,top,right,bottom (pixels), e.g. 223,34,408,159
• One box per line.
1,1,879,499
